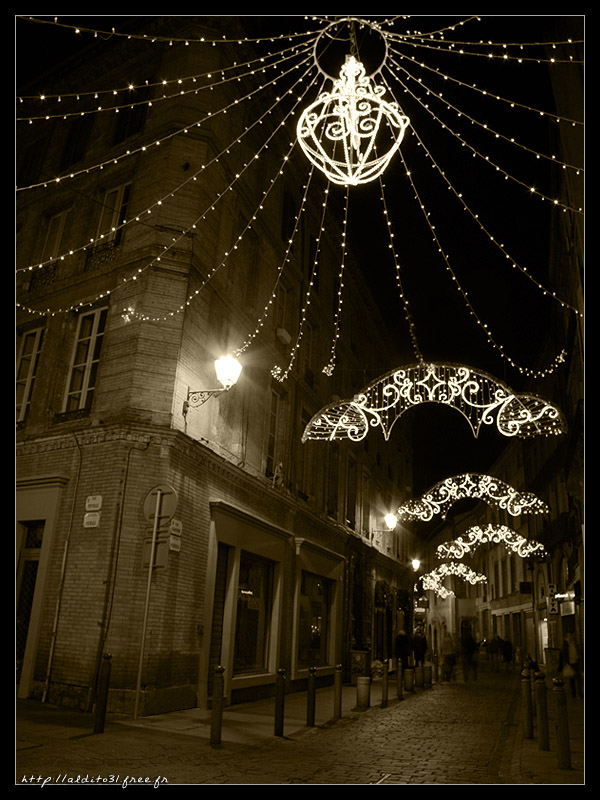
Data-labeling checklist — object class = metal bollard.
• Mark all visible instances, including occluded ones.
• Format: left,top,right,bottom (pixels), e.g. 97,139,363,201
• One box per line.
333,664,343,721
381,662,389,708
274,668,285,737
397,660,404,701
433,653,439,683
535,672,549,751
356,676,371,709
553,678,572,770
521,668,533,739
424,664,433,688
210,665,225,747
414,665,424,688
307,666,316,726
404,667,415,693
93,653,112,734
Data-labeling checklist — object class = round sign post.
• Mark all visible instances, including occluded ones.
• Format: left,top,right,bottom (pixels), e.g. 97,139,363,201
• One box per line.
134,485,177,720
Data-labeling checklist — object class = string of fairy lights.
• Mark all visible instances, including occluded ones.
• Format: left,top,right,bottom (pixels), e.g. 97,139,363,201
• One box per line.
16,16,583,384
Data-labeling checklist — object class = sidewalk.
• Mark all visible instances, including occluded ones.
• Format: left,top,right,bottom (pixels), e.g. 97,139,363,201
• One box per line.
16,670,584,785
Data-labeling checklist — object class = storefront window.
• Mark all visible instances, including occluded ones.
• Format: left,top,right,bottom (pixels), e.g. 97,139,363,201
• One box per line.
233,551,273,674
298,570,331,667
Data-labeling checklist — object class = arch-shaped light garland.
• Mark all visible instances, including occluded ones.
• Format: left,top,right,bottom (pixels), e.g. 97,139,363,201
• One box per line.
301,362,566,443
436,523,546,559
396,472,549,523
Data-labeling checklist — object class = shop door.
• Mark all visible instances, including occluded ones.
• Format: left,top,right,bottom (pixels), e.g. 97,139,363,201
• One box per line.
16,522,44,685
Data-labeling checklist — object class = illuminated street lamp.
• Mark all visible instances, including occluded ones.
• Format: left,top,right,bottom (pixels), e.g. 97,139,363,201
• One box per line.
183,355,242,414
384,513,398,531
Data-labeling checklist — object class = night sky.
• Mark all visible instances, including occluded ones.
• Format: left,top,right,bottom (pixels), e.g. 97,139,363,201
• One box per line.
16,16,584,495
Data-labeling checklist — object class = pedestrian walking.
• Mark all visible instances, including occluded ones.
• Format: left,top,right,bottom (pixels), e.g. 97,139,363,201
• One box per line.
460,632,479,681
394,629,411,670
501,638,513,672
441,631,456,681
412,625,428,667
489,635,503,672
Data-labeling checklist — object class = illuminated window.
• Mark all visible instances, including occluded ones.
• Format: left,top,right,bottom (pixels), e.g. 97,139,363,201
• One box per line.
298,571,332,667
233,551,273,674
64,307,108,413
16,327,45,423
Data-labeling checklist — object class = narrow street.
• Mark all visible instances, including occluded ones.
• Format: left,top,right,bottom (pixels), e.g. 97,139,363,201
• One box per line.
17,669,584,785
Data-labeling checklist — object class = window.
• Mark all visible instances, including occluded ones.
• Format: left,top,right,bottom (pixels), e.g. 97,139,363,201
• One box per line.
233,551,273,674
96,183,132,245
112,85,149,145
41,208,71,262
59,115,94,171
298,571,332,667
64,307,108,413
16,327,45,423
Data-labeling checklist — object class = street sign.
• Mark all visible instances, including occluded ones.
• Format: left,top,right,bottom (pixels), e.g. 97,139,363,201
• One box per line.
143,485,178,522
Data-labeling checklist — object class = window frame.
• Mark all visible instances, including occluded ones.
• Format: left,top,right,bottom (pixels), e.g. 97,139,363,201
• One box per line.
63,306,108,413
16,326,45,423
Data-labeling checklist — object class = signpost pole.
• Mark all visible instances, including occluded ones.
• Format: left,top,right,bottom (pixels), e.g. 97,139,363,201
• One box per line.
133,488,162,720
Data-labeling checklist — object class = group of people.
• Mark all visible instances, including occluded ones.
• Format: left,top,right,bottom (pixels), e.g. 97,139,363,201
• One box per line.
394,625,428,669
396,625,518,683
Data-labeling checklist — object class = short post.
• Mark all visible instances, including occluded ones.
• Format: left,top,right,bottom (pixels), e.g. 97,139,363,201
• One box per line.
307,666,316,726
414,665,424,688
433,652,439,683
381,661,389,708
333,664,343,721
553,678,572,770
210,665,225,748
424,664,433,688
404,666,415,693
93,653,112,734
535,672,550,750
521,668,533,739
356,676,370,710
274,668,285,737
396,660,404,700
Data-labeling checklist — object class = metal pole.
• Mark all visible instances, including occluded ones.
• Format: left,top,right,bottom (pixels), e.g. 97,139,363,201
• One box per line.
535,672,550,750
210,666,225,747
397,659,404,700
307,667,316,726
333,664,342,720
93,653,112,734
553,678,572,770
521,668,533,739
381,661,388,708
133,488,162,720
274,668,285,736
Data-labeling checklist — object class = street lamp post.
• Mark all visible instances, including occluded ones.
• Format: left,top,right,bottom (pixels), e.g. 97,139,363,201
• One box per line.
183,355,242,415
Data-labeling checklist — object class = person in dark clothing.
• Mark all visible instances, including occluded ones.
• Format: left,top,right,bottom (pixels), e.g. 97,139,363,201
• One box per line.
501,638,514,671
412,626,428,667
394,629,411,669
461,633,479,681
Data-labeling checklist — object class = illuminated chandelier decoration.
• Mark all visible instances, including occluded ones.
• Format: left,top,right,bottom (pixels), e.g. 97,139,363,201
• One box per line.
301,362,566,443
397,473,549,522
297,52,410,186
436,524,546,560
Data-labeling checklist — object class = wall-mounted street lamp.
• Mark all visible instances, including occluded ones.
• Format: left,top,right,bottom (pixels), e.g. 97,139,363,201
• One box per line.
183,355,242,416
412,558,421,572
384,513,398,531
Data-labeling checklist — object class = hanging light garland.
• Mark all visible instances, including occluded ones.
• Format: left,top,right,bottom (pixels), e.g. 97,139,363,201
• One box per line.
396,472,549,523
302,362,566,443
16,16,583,385
436,524,546,559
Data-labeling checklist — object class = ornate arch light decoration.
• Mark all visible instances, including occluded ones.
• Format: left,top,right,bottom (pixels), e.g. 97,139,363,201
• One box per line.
297,18,410,186
397,473,549,523
301,362,566,443
436,524,546,560
421,561,486,598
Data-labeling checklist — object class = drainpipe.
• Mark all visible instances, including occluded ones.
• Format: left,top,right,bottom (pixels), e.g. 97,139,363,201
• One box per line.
42,432,82,702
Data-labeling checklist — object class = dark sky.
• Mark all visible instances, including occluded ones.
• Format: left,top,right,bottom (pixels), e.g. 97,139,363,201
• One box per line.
16,15,583,494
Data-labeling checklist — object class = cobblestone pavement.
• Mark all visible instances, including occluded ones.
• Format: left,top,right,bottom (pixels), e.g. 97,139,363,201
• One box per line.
16,670,584,786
